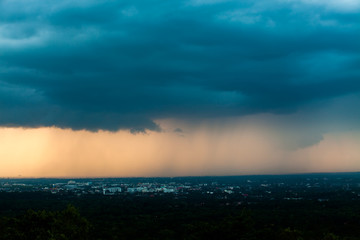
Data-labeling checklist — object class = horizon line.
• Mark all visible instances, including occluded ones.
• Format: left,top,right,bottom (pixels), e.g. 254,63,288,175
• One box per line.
1,171,360,180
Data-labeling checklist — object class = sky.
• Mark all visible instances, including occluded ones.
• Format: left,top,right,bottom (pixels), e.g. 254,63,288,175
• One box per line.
0,0,359,177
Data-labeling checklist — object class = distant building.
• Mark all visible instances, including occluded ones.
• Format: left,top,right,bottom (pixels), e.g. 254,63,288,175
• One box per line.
64,184,77,190
127,187,137,193
103,187,122,195
163,188,175,193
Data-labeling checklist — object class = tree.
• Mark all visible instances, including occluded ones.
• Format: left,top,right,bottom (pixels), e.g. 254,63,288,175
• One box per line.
0,205,91,240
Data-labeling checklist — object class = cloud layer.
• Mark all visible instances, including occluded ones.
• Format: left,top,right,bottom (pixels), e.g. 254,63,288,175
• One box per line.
1,0,359,133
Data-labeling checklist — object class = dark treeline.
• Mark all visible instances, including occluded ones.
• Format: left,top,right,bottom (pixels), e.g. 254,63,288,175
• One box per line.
1,191,360,240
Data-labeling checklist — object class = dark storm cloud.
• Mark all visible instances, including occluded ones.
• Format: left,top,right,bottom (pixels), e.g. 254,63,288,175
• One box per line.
0,0,359,132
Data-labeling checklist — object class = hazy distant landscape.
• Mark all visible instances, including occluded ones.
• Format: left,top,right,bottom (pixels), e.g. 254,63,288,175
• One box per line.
1,173,360,239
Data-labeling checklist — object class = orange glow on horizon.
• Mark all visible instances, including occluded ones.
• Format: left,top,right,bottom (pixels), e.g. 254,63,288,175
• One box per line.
0,124,359,178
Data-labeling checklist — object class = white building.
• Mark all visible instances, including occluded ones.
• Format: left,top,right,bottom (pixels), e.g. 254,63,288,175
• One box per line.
103,187,122,195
